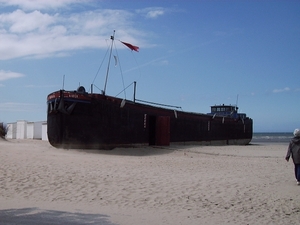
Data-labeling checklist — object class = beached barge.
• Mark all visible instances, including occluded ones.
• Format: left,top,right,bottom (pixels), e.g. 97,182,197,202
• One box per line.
47,31,252,149
47,88,252,149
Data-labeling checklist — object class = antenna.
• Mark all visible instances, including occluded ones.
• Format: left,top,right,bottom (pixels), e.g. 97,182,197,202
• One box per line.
62,74,65,90
235,94,239,112
133,81,136,102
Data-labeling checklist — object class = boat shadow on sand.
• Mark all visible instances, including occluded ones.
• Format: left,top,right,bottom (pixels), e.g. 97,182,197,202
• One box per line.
0,207,117,225
69,145,177,157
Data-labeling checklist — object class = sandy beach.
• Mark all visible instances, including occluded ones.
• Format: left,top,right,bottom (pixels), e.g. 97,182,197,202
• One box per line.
1,138,299,224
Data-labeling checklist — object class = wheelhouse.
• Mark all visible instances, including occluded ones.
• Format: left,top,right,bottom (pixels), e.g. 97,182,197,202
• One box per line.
207,104,247,119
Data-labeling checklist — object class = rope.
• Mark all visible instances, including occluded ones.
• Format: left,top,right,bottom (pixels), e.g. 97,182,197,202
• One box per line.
89,45,110,92
113,43,126,99
115,82,135,98
135,99,182,110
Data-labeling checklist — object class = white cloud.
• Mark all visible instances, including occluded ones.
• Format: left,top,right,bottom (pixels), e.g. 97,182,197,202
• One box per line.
137,7,165,19
0,0,83,10
0,4,142,60
0,9,55,33
25,84,59,88
272,87,290,93
0,102,41,112
147,9,164,19
159,60,169,65
0,70,25,81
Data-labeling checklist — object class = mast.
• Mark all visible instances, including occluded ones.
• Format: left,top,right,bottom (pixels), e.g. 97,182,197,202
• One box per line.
133,81,136,102
103,30,115,95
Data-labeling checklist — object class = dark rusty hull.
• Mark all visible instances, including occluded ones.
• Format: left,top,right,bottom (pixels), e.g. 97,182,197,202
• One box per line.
47,91,253,149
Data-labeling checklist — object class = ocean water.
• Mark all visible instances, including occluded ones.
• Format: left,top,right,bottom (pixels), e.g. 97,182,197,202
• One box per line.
251,132,292,144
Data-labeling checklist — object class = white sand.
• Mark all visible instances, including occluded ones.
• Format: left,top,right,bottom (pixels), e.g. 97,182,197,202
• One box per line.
1,139,300,224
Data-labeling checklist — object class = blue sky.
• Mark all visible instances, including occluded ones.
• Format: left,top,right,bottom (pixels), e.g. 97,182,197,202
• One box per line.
0,0,299,132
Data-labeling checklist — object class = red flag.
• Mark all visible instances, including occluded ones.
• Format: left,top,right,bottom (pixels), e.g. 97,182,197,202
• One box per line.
121,41,139,52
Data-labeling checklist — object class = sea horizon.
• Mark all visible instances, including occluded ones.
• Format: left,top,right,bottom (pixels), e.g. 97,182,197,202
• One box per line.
251,132,292,144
